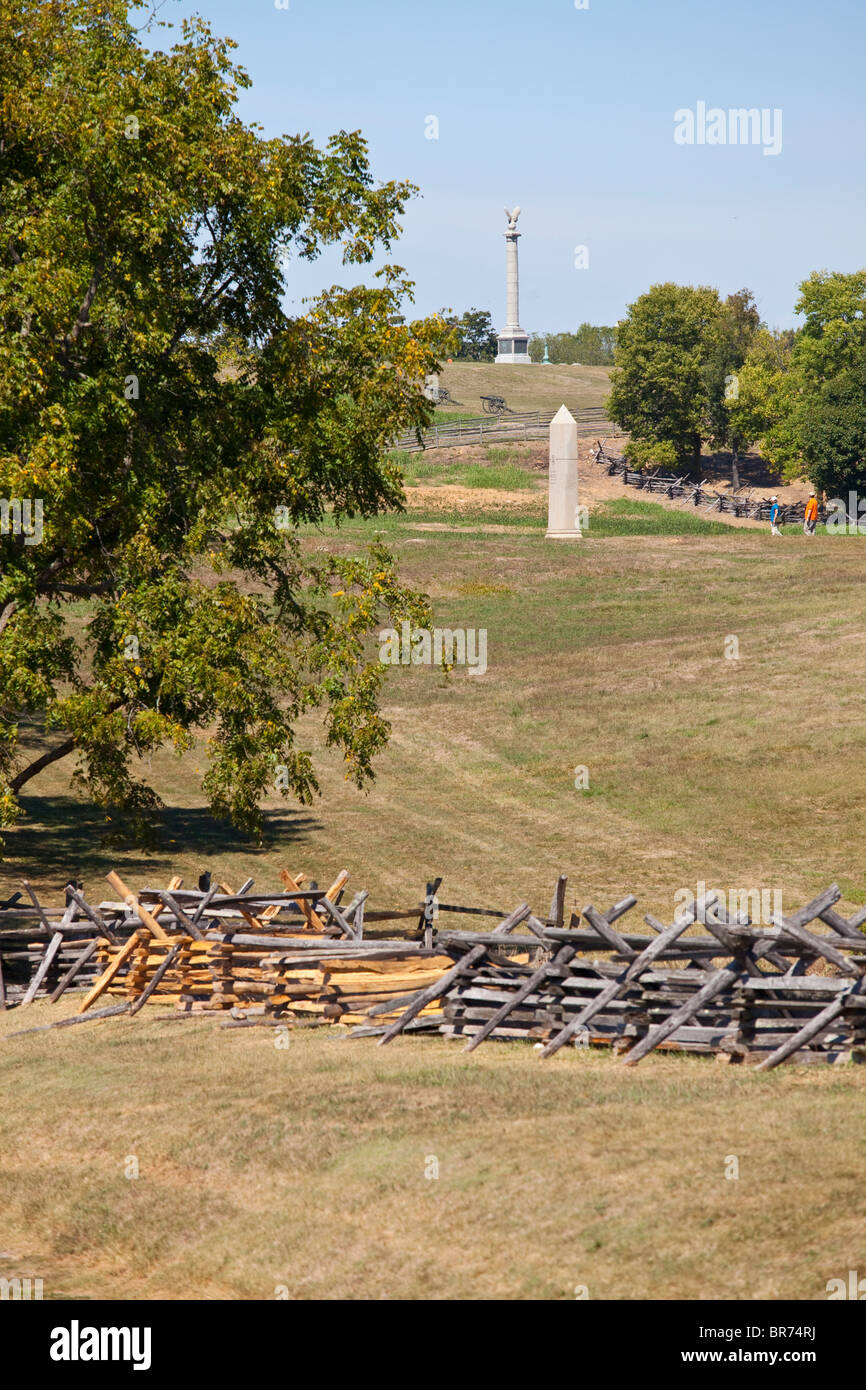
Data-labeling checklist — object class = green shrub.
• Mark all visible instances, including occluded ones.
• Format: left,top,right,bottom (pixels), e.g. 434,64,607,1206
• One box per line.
623,438,680,472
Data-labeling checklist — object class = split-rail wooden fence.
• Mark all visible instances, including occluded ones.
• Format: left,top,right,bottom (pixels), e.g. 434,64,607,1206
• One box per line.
593,443,822,524
3,870,865,1069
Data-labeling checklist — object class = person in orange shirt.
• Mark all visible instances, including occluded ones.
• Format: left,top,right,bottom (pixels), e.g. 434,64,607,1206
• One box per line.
804,492,818,535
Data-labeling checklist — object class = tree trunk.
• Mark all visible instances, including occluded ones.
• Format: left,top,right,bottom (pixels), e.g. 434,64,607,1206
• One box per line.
692,434,702,476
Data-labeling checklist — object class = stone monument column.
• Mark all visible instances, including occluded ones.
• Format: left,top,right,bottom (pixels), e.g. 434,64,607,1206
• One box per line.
505,228,520,330
546,405,582,539
495,206,532,365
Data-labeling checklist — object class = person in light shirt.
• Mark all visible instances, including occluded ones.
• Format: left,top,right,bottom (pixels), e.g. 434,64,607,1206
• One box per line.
769,496,781,536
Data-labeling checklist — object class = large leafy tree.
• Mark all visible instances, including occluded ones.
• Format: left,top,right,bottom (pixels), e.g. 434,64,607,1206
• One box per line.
702,289,761,485
730,270,866,484
438,307,497,361
794,269,866,382
725,326,796,470
800,363,866,500
607,283,725,470
0,0,442,842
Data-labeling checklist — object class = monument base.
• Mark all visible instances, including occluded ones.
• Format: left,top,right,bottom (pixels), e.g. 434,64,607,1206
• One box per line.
495,352,533,366
545,529,582,540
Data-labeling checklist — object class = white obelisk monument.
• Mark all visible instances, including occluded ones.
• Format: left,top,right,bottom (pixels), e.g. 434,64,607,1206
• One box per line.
495,206,531,365
545,405,582,539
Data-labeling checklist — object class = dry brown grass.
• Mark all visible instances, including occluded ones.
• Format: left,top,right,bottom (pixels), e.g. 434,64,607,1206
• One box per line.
0,998,863,1300
434,361,612,416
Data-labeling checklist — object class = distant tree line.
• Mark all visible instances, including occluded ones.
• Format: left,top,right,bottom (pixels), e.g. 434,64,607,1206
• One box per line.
434,312,617,366
529,325,617,366
608,273,866,496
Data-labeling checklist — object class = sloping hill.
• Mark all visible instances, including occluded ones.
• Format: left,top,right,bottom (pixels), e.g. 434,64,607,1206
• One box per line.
435,361,611,416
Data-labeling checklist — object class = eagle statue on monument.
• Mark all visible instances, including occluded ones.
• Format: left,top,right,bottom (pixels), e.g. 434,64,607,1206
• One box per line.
504,205,521,231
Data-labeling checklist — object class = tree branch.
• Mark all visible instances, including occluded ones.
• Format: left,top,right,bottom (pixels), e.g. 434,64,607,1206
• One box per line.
47,582,114,598
60,255,105,354
0,600,17,637
0,556,70,636
10,699,126,793
155,244,234,367
10,734,78,793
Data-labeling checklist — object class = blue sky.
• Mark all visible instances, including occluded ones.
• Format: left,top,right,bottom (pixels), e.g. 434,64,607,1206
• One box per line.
150,0,866,332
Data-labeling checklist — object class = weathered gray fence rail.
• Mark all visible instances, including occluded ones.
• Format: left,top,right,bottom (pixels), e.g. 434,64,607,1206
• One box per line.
595,444,823,524
7,872,864,1069
392,407,613,454
374,879,866,1069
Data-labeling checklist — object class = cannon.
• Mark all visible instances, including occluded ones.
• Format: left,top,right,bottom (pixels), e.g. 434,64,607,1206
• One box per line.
436,385,461,405
480,394,513,415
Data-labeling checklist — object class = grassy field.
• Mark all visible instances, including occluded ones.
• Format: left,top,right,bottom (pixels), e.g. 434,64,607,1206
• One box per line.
7,489,862,915
4,483,866,1300
1,1001,864,1301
